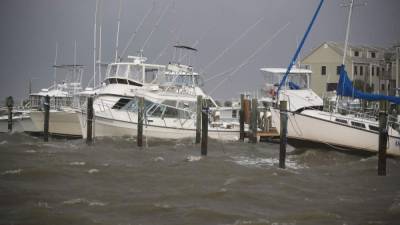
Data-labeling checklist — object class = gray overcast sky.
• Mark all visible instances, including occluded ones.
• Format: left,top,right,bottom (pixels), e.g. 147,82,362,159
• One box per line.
0,0,399,102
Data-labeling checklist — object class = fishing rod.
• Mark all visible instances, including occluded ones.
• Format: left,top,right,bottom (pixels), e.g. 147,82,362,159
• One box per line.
98,0,103,85
114,0,122,62
201,16,264,73
208,22,290,95
93,0,99,88
120,1,156,60
153,28,181,63
140,0,173,54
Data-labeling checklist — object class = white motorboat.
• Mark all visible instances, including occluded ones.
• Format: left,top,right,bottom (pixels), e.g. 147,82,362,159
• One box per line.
27,64,85,137
79,51,240,141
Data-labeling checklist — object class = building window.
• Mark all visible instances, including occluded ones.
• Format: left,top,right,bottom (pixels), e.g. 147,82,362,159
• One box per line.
321,66,326,75
360,66,363,76
326,83,337,91
370,52,376,58
354,51,359,57
336,66,341,75
354,65,358,75
371,83,374,92
381,84,385,91
377,67,380,76
372,66,375,76
232,110,237,118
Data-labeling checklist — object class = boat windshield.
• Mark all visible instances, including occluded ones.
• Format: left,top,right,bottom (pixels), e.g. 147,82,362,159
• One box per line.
107,64,143,82
165,74,202,86
263,72,309,90
122,97,194,120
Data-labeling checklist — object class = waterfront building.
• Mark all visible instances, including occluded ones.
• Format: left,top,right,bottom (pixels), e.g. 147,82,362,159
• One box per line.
301,41,399,97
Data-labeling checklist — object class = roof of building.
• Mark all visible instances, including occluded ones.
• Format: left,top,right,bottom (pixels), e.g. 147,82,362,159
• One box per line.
260,67,312,74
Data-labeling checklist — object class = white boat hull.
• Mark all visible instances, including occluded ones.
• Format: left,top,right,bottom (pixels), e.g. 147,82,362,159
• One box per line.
30,110,82,137
0,117,25,133
270,108,400,156
79,113,239,141
17,116,41,133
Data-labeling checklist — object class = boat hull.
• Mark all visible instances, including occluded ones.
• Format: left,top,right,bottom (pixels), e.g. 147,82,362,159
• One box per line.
0,117,25,133
30,110,82,137
270,108,400,156
79,113,239,141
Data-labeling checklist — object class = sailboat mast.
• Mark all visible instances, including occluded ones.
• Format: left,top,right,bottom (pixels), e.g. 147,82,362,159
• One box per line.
342,0,354,66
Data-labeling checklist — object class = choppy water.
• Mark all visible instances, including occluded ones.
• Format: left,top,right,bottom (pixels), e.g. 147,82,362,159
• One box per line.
0,133,400,225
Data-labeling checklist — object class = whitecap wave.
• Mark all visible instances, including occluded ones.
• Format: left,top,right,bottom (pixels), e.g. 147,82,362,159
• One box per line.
2,169,22,175
88,169,99,174
230,156,307,170
185,155,202,162
153,156,164,162
62,198,106,207
69,162,86,166
25,149,36,153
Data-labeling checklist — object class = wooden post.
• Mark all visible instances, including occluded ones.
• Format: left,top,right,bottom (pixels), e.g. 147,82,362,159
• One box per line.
86,96,94,145
378,101,388,176
239,94,245,141
6,96,13,133
196,95,202,144
279,101,288,169
201,100,208,156
43,95,50,142
250,98,258,143
239,94,244,141
137,97,144,147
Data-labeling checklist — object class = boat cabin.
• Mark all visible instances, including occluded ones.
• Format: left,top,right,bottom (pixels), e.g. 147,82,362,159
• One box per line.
260,67,311,97
104,56,165,87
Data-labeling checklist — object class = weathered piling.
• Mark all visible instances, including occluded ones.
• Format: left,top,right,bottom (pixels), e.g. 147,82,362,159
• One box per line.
86,96,94,145
196,95,202,144
279,101,288,169
250,98,258,143
137,97,144,147
378,101,388,176
6,96,13,133
43,95,50,142
201,100,208,156
239,94,245,141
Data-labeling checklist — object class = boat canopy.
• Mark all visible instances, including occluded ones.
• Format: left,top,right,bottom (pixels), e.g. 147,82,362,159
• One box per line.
260,67,311,90
337,64,400,104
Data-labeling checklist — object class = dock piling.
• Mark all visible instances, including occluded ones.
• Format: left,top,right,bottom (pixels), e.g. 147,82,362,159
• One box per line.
378,101,388,176
196,95,202,144
6,96,13,133
279,100,288,169
201,100,208,156
239,94,245,141
43,95,50,142
137,97,144,147
250,98,258,143
86,96,94,145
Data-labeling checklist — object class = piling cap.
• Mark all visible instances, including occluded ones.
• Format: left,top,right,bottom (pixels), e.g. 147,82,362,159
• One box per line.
5,96,13,108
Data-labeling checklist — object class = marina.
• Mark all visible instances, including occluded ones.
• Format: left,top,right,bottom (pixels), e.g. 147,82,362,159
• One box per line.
1,0,400,224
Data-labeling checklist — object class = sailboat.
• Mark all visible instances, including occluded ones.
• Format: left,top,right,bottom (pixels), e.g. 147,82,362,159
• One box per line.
270,0,400,156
